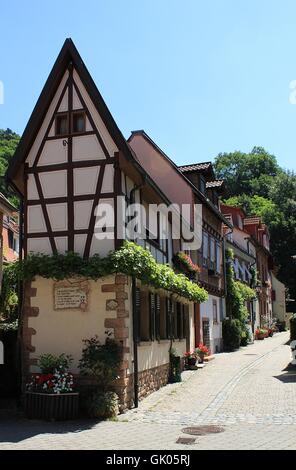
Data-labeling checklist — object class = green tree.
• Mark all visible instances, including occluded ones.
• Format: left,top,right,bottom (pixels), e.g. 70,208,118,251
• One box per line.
216,147,296,300
0,128,20,207
224,194,277,221
214,147,280,198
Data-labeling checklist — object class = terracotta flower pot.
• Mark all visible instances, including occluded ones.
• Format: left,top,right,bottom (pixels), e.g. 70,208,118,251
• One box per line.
198,354,205,363
187,357,197,367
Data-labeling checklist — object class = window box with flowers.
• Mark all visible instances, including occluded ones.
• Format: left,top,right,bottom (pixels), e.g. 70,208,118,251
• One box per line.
25,353,78,421
173,252,201,280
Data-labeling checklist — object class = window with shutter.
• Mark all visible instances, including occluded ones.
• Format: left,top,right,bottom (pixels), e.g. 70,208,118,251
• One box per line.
149,293,155,341
183,305,188,339
166,298,172,339
171,301,178,339
202,231,209,267
176,302,183,339
155,294,161,340
139,291,150,342
159,297,167,340
135,288,141,342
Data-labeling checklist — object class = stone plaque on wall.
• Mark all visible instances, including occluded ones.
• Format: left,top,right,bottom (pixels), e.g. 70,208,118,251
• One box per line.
53,280,89,311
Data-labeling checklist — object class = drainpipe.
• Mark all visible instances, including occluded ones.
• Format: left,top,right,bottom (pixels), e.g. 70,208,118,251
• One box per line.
245,237,257,334
223,227,233,318
129,182,144,409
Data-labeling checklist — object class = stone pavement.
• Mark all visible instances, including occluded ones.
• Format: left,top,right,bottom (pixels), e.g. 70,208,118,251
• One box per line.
1,331,296,450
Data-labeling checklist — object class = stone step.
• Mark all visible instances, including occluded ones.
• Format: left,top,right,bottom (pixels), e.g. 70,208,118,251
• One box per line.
204,355,215,362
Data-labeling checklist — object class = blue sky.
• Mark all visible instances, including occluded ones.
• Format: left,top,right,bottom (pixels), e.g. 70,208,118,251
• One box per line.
1,0,296,170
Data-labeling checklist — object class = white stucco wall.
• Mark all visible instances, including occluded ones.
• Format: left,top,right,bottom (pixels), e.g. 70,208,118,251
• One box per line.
29,275,120,374
137,302,194,371
200,294,223,353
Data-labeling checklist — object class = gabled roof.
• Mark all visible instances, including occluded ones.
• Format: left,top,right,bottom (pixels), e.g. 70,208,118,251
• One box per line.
206,180,225,194
6,39,137,191
0,192,17,215
206,180,224,188
220,203,247,219
128,130,232,228
179,162,212,172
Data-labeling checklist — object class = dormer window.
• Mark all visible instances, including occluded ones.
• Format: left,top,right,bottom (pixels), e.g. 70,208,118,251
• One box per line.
72,111,86,134
55,113,69,136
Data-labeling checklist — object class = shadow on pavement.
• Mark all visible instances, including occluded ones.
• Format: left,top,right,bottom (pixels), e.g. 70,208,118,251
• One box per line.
0,417,101,443
273,362,296,384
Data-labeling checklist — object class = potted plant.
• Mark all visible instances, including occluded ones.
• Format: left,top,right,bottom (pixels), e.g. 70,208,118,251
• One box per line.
79,333,122,419
184,350,197,368
169,348,182,383
255,328,266,340
25,353,78,420
195,344,210,363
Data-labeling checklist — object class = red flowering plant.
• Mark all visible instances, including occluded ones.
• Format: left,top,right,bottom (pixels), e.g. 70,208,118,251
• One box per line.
184,350,197,360
195,344,210,358
26,353,75,394
255,328,267,339
173,252,201,276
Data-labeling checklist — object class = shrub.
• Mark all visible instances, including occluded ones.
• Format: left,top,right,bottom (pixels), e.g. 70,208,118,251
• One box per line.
79,333,122,391
240,326,250,347
0,263,19,323
222,319,242,351
86,391,119,419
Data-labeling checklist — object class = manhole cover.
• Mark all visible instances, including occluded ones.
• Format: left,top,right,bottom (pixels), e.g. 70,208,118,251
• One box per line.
176,437,196,445
182,425,224,436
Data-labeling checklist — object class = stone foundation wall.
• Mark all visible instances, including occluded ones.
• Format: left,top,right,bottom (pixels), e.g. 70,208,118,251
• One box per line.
138,363,170,401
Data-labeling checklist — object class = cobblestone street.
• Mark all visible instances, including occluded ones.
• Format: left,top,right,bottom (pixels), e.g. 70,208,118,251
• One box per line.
1,332,296,450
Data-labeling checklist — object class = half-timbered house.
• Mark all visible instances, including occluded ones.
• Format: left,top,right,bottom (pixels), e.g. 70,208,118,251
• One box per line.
128,132,232,353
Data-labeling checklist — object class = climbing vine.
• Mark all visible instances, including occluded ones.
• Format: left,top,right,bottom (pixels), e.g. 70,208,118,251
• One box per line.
0,263,19,323
8,241,208,304
223,248,256,350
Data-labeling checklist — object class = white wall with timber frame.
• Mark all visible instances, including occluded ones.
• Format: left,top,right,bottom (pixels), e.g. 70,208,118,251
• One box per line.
25,65,119,258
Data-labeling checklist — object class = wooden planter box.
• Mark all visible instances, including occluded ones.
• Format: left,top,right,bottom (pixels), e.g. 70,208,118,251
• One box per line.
25,392,79,421
256,334,265,340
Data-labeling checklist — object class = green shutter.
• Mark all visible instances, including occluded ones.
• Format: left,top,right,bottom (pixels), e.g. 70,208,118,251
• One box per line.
135,288,141,342
149,293,155,341
155,294,161,340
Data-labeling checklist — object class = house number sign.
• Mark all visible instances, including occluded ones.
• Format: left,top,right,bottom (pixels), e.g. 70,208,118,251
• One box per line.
54,280,89,311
